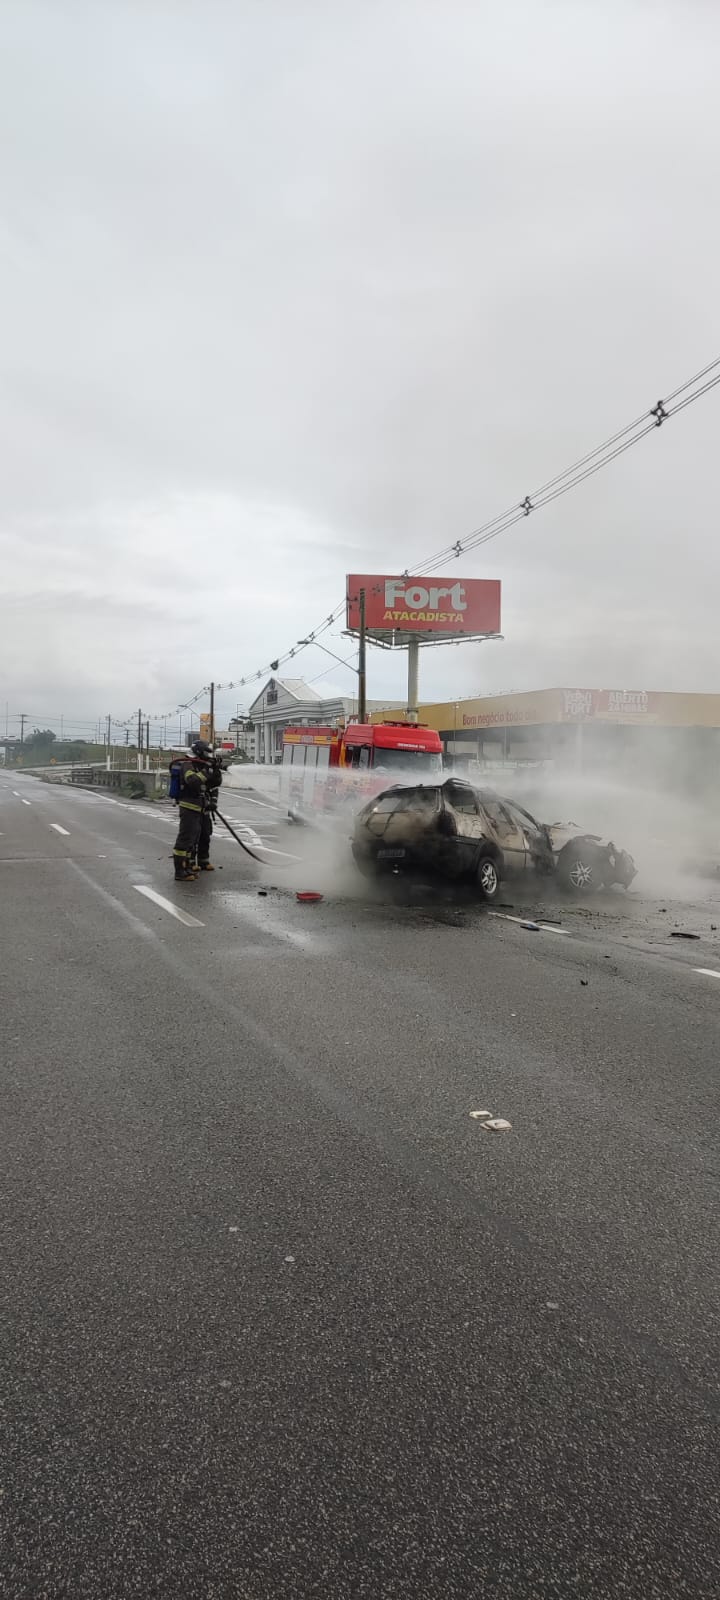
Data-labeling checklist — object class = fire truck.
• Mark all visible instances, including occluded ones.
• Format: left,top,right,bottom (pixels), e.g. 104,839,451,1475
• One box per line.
280,721,443,821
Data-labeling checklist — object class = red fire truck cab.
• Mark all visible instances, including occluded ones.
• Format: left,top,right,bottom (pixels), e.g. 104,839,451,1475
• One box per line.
281,721,443,820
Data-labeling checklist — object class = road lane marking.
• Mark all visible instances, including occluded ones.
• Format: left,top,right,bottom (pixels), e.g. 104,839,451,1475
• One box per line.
694,967,720,979
134,885,204,927
229,794,282,811
213,826,301,861
226,818,265,849
251,844,302,859
49,823,70,835
21,799,32,806
489,911,568,935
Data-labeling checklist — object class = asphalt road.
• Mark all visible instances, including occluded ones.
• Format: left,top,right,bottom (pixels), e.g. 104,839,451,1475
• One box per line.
1,771,719,1599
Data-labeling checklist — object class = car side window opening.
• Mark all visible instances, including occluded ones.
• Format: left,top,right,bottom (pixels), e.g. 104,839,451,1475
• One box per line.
502,800,544,838
481,798,520,839
445,784,480,815
502,800,542,838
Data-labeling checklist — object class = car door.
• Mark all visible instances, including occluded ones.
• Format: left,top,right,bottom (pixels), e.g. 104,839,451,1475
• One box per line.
432,781,486,875
477,796,528,875
501,799,554,874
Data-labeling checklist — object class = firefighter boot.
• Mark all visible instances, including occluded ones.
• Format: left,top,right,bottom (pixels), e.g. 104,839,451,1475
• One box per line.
198,862,215,872
174,859,196,881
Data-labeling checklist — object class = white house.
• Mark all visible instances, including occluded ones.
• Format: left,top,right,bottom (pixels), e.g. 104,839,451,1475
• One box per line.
246,677,395,763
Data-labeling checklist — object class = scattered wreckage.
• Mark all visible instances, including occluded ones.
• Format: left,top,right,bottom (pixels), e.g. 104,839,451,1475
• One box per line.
352,778,637,902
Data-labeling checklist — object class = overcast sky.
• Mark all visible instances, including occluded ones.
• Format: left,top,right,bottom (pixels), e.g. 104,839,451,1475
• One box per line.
2,0,719,735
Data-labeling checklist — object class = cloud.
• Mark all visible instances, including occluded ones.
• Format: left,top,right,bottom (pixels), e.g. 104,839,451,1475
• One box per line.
1,0,719,733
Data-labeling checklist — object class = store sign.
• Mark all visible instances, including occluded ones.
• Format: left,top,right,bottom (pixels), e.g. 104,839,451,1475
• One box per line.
562,689,657,723
346,574,501,636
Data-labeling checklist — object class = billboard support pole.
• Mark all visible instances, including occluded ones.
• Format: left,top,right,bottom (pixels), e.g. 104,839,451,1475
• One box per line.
407,637,420,724
358,588,367,723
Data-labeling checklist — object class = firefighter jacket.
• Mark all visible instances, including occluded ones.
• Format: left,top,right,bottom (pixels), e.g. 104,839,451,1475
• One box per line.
206,756,223,812
178,756,223,813
178,760,210,813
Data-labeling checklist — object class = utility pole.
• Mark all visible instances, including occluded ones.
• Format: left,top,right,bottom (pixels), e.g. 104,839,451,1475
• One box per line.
19,713,27,745
106,714,111,772
137,708,143,771
358,587,367,723
407,638,420,724
209,682,215,746
145,721,150,766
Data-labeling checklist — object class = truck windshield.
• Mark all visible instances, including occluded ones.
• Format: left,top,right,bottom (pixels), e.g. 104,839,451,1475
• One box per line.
372,749,442,775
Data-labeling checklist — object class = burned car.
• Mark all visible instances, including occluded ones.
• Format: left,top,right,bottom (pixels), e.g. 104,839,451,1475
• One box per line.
352,779,636,901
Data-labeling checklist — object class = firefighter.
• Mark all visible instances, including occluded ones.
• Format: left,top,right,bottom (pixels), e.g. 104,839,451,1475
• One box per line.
171,739,218,881
196,746,223,872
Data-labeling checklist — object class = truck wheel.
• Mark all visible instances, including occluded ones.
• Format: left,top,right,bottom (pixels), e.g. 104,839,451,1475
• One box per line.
476,852,501,903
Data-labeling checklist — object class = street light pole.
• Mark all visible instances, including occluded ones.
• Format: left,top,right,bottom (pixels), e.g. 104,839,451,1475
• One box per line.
358,588,367,723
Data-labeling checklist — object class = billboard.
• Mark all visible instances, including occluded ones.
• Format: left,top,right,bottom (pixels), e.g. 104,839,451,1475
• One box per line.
346,574,501,637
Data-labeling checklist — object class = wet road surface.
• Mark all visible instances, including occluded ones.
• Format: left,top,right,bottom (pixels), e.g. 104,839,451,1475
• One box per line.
1,772,719,1598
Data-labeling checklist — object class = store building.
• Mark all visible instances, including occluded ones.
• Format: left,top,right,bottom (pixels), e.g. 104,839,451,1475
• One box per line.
371,687,720,796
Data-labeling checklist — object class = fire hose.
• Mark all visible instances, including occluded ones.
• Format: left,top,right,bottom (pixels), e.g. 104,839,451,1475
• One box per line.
213,806,265,863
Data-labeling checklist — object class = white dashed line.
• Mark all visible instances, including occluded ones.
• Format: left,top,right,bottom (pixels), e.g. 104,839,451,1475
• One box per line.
230,794,282,811
20,799,32,806
694,967,720,980
226,818,264,849
49,823,70,836
489,911,536,926
251,844,302,859
133,885,204,927
489,911,568,935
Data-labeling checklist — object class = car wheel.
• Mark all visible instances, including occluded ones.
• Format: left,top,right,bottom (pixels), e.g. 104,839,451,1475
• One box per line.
476,852,501,903
558,846,604,893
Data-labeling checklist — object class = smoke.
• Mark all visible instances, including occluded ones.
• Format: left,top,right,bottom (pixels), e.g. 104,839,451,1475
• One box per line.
229,747,720,911
492,732,720,901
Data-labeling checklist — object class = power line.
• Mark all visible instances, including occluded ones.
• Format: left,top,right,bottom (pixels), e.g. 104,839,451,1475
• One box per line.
215,351,720,697
12,354,720,726
413,360,720,575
